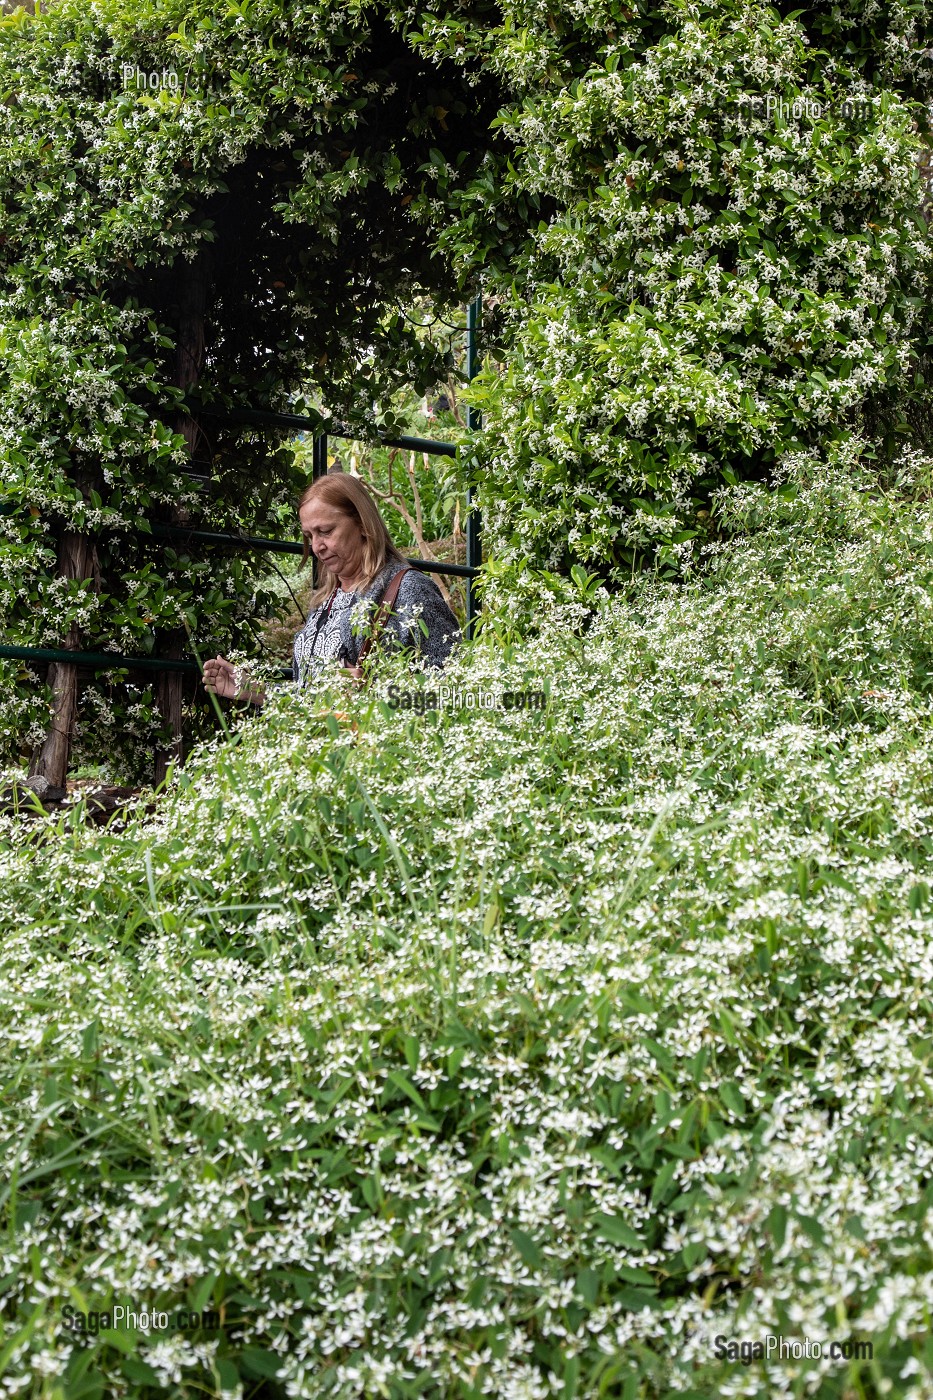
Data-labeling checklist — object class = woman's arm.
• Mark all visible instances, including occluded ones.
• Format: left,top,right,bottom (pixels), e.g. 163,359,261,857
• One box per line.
393,572,461,667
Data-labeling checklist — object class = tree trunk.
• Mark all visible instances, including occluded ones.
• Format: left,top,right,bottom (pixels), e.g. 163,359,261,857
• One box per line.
28,490,96,787
153,252,209,788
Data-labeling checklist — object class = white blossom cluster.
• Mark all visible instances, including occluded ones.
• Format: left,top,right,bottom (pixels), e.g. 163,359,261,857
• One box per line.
0,462,932,1395
444,0,933,575
0,0,474,778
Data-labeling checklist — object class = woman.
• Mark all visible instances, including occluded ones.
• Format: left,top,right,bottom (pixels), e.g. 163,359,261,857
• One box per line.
203,474,460,706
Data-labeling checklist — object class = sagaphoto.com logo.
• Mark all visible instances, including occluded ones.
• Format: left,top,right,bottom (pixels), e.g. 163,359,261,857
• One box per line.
121,65,183,94
737,93,875,122
61,1302,221,1337
384,683,547,715
112,60,218,98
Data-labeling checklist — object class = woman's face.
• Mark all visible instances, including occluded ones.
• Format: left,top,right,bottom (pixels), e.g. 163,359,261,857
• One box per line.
299,498,366,585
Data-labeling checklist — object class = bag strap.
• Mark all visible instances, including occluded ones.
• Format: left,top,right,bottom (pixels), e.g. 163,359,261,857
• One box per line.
356,566,413,668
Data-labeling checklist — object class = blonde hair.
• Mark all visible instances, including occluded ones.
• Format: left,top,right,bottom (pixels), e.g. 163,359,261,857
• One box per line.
298,473,405,608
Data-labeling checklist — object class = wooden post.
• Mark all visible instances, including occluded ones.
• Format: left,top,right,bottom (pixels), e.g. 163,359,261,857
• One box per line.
153,252,209,788
28,473,97,787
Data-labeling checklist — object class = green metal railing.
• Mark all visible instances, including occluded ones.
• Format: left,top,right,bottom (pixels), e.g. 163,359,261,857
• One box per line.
0,296,483,682
0,644,201,675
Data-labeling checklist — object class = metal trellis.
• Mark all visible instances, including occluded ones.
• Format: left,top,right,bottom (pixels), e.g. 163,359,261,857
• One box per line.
0,296,484,683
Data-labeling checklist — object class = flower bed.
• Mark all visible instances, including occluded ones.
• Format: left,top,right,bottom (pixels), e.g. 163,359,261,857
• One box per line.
1,464,932,1397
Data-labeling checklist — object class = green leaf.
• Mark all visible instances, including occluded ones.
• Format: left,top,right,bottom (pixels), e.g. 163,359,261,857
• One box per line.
575,1268,599,1304
98,1327,138,1355
385,1070,428,1112
798,1214,825,1245
595,1214,642,1250
240,1347,282,1379
682,1241,706,1268
768,1203,788,1249
121,1360,161,1384
511,1229,544,1270
719,1082,746,1117
216,1359,241,1389
403,1034,420,1070
650,1158,678,1206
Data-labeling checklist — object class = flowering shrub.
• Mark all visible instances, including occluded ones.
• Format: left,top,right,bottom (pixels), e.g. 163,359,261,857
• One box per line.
0,0,498,778
426,0,933,575
1,463,932,1396
3,0,931,776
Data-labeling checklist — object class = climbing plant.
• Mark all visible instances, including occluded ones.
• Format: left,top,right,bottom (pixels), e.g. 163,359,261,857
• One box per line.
0,0,503,783
418,0,933,579
1,0,931,782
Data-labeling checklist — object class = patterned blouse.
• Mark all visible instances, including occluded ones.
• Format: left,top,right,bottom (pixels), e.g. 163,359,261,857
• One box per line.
292,560,460,686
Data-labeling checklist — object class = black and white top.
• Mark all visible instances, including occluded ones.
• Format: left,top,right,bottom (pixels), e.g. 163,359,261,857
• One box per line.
292,560,460,687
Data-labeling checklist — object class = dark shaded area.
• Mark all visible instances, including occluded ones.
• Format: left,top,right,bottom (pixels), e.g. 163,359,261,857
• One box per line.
1,778,157,825
127,19,510,425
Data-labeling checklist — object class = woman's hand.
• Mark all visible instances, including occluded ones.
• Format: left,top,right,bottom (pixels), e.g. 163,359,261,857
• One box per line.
343,665,365,684
202,656,238,699
202,656,265,706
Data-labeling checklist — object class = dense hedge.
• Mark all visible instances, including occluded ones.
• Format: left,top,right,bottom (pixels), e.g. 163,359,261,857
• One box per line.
0,0,931,777
0,0,500,779
2,458,933,1395
440,0,933,575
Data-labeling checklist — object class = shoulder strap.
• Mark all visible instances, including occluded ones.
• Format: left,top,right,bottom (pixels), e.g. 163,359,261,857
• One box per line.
356,567,413,667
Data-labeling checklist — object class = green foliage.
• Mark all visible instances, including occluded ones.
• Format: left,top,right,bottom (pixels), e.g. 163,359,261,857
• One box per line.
430,0,933,576
1,0,932,777
0,0,502,776
1,462,933,1395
